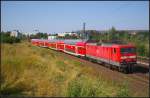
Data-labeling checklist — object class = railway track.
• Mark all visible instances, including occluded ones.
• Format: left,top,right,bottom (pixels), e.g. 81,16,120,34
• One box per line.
137,61,149,67
137,56,149,66
128,73,149,85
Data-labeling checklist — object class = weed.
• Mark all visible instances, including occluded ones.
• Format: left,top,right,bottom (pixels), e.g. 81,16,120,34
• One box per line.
67,75,119,97
116,82,130,97
56,61,67,72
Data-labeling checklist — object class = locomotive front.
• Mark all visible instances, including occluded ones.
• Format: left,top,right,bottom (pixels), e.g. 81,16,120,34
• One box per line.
119,45,137,73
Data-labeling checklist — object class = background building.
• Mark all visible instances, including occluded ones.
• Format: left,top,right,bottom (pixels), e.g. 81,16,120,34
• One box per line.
10,31,19,37
48,35,57,40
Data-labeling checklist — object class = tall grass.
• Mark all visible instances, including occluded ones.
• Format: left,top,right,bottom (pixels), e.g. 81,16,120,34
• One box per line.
67,75,130,97
1,42,130,96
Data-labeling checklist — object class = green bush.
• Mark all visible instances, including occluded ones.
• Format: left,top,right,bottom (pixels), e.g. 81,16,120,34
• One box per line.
137,44,146,57
1,33,21,44
67,80,82,97
117,82,129,97
67,75,122,97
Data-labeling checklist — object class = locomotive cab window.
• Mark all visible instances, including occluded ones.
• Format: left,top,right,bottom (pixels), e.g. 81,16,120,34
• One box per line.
121,47,136,54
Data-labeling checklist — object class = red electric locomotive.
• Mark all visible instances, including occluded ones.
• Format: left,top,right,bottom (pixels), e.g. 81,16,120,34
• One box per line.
86,42,136,73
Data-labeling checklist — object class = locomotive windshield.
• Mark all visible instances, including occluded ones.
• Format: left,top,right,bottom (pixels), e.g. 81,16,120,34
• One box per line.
121,47,136,54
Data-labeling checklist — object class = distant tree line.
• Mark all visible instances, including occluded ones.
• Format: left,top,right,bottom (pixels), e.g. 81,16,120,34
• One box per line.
30,32,48,39
1,31,50,44
57,34,79,39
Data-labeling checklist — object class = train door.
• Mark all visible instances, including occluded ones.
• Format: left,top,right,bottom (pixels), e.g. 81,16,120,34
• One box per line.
109,47,112,64
112,48,118,62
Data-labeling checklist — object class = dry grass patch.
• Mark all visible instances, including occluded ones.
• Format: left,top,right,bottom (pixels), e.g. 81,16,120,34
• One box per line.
1,42,130,97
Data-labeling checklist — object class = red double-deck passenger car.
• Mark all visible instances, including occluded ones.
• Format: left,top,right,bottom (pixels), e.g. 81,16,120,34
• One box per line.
64,39,86,56
56,40,65,51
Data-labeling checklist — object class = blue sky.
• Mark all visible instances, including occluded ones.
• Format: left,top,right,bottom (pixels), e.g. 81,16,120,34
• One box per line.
1,1,149,34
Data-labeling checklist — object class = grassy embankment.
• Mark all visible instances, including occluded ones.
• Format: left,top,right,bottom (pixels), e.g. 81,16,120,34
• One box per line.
1,42,129,97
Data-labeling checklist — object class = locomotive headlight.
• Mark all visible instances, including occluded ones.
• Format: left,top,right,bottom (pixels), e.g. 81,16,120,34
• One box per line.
129,56,136,58
121,56,136,59
121,56,127,59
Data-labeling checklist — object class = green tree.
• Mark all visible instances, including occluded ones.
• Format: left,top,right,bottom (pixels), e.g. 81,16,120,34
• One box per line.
0,32,21,44
137,44,146,56
108,26,118,40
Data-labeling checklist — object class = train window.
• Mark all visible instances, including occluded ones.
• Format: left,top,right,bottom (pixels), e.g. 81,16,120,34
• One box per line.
121,48,136,54
113,48,116,54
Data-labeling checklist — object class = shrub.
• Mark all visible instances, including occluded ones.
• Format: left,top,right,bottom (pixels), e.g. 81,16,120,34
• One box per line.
67,75,120,97
137,44,146,57
1,32,21,44
117,82,129,97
